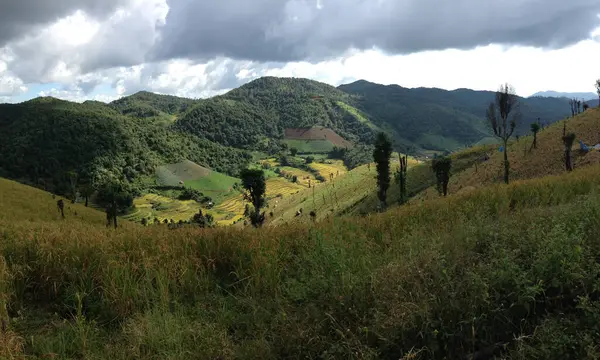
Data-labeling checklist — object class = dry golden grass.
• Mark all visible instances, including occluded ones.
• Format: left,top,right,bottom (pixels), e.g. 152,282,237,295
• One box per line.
4,162,600,357
309,160,348,179
415,108,600,201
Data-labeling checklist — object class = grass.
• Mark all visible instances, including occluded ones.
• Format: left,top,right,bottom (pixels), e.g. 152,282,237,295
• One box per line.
336,101,381,130
185,171,240,202
414,108,600,202
309,160,348,179
4,161,600,358
282,139,336,153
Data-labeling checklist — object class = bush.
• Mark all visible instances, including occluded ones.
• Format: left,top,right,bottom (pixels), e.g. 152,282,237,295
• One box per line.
305,156,314,164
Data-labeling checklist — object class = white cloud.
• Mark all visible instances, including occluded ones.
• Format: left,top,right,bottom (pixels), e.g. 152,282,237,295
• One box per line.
38,87,118,103
0,1,598,104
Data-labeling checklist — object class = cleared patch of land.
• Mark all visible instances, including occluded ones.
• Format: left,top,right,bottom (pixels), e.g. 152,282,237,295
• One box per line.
284,126,353,148
155,159,211,186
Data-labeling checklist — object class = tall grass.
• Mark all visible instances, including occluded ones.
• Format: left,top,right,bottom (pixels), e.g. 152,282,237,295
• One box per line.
3,166,600,358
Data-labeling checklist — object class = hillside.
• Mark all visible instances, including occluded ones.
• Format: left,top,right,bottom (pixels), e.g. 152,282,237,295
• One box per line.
414,107,600,201
338,80,573,153
174,77,377,152
109,91,196,119
0,98,251,196
4,157,600,357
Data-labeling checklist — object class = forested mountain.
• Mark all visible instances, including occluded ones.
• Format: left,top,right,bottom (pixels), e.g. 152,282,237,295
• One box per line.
109,91,196,119
338,80,573,152
0,97,250,195
174,77,376,151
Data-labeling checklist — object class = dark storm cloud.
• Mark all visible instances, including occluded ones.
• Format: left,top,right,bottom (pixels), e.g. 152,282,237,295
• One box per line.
0,0,128,46
151,0,600,63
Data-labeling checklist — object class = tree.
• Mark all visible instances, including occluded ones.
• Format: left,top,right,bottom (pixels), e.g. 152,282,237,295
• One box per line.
191,209,214,228
66,170,78,203
96,181,133,229
373,132,393,208
530,122,540,150
596,79,600,107
562,133,576,172
577,100,582,114
569,98,577,117
395,154,408,204
583,103,590,111
486,83,520,184
240,169,266,227
290,148,298,156
432,156,452,196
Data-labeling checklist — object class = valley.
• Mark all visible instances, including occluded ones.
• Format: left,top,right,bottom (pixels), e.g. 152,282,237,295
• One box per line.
1,76,600,359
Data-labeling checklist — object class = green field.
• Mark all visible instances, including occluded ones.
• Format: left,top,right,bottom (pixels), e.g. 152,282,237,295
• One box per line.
282,139,336,153
185,171,240,202
336,101,381,130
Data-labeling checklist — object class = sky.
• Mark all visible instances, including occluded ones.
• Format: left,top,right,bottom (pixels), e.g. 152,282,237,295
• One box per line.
1,0,600,104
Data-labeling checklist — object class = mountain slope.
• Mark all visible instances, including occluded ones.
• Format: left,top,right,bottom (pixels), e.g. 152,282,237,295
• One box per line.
109,91,196,119
174,77,377,152
338,80,572,153
413,107,600,201
0,98,251,195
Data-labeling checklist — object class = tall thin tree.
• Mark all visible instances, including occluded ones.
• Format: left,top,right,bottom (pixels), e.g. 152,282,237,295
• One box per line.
562,133,576,172
373,132,393,208
486,83,520,184
396,154,408,204
432,156,452,196
596,79,600,107
530,122,540,150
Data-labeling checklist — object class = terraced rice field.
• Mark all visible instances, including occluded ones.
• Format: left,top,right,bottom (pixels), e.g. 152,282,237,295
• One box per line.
309,160,347,180
124,194,202,223
278,166,316,187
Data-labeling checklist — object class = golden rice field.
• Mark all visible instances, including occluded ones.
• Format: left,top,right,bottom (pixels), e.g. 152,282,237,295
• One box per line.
308,160,348,179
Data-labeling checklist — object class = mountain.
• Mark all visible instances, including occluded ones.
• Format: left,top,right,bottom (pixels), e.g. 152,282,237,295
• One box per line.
338,80,572,152
530,90,597,101
174,77,376,152
0,97,250,195
109,91,196,121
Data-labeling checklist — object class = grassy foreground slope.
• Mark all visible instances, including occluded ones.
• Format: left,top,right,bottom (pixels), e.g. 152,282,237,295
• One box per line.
4,160,600,358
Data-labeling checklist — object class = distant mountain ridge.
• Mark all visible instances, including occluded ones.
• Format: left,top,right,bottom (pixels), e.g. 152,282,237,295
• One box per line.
530,91,597,101
338,80,572,152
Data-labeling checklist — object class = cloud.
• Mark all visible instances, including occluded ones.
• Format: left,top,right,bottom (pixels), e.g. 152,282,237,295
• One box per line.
0,0,129,46
38,86,119,103
153,0,600,63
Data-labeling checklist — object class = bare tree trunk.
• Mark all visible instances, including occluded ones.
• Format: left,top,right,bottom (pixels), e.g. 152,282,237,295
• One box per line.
503,140,509,184
565,149,573,171
85,196,88,207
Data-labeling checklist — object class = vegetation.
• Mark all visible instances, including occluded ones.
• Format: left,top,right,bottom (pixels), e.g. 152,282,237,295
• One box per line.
486,84,519,184
110,91,195,119
339,80,571,154
0,98,251,198
396,155,408,203
596,79,600,106
240,168,267,227
6,157,600,357
432,156,452,196
562,133,576,172
530,122,540,149
373,133,393,208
